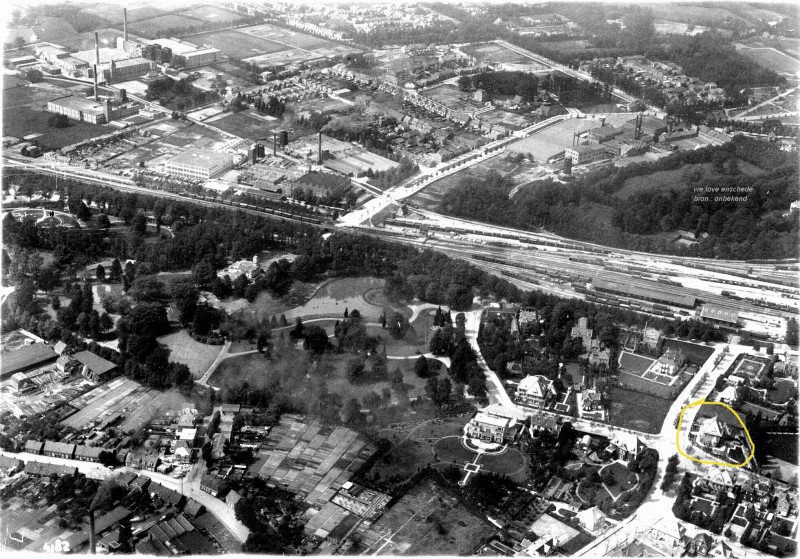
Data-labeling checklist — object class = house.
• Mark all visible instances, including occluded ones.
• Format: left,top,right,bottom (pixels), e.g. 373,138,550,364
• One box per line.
650,349,684,376
576,507,607,533
74,444,105,463
528,413,565,437
174,440,192,463
24,461,78,477
183,499,205,519
589,348,611,368
642,327,662,349
717,385,743,405
73,350,118,383
696,416,727,448
24,440,44,455
127,452,160,471
117,471,138,488
56,354,74,373
607,432,646,460
776,492,795,517
200,474,228,498
582,387,603,411
43,440,76,459
464,411,513,444
710,540,734,558
515,375,556,408
150,482,187,508
689,533,714,556
130,475,152,492
225,490,243,509
0,455,24,475
570,317,593,351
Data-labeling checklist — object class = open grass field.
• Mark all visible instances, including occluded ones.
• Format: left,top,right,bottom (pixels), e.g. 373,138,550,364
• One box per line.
159,329,224,378
648,5,749,27
205,110,288,141
615,161,766,199
601,461,638,498
359,477,494,555
191,4,250,24
653,20,709,35
734,45,800,76
606,386,672,433
128,14,204,37
187,29,287,59
462,42,537,66
478,448,528,481
542,40,596,53
240,23,345,51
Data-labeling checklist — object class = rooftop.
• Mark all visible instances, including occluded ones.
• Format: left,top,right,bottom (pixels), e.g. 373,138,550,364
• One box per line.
73,350,117,375
1,343,57,377
700,305,739,324
166,149,234,170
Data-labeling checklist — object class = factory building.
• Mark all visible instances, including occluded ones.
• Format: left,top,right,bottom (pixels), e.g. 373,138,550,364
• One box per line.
108,57,154,82
563,144,614,166
164,149,236,180
46,96,140,125
182,47,220,68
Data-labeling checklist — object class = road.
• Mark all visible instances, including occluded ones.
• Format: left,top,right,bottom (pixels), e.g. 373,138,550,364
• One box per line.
2,450,249,544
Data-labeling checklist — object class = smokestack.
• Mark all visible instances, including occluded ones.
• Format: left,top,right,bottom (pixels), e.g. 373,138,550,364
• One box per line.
93,65,99,101
89,510,96,554
95,32,100,66
273,132,277,156
317,132,322,165
123,8,128,42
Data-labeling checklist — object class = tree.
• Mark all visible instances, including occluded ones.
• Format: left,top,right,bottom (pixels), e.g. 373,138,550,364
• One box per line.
104,259,121,282
99,312,114,332
48,114,69,128
787,318,798,346
37,265,58,294
414,355,430,378
346,357,365,382
95,264,106,282
303,325,329,354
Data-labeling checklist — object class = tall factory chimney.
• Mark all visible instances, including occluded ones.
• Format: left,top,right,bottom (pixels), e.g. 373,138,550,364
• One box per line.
93,65,99,101
123,8,128,42
95,32,100,66
317,132,323,164
273,132,277,156
88,510,96,554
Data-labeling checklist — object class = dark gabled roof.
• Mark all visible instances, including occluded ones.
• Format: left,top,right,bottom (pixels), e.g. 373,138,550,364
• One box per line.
24,461,78,477
183,499,205,518
150,482,184,505
131,475,152,488
0,455,23,470
73,351,117,375
24,440,44,453
1,344,57,376
43,440,75,456
74,445,104,459
201,474,223,491
296,172,349,189
117,471,138,485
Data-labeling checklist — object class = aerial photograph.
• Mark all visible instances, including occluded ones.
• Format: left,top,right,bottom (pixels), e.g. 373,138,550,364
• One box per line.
0,0,798,556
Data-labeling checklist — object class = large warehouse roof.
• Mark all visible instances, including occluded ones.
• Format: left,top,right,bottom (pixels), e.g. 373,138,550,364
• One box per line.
1,343,57,378
593,277,697,308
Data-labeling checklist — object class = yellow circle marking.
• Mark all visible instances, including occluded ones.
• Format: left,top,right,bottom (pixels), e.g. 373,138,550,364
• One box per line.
675,399,755,469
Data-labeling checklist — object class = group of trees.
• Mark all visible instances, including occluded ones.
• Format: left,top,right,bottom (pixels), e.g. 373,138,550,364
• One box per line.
144,77,218,111
440,136,798,260
429,316,488,404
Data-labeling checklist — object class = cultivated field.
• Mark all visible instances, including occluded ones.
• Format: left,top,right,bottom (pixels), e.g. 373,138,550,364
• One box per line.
187,29,287,59
648,5,749,27
653,20,709,35
190,5,250,24
462,42,544,67
358,477,494,555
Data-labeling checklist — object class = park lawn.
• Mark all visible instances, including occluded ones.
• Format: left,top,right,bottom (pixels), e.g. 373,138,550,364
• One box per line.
283,277,387,322
369,325,428,357
601,462,638,498
363,287,412,320
606,386,672,434
434,436,477,465
479,448,528,482
373,439,435,481
159,329,224,378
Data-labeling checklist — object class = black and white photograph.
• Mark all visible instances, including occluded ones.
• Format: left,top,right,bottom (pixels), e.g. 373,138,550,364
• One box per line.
0,0,798,556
